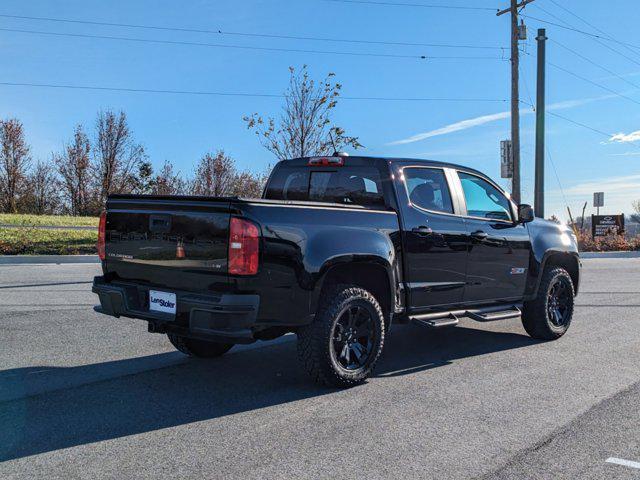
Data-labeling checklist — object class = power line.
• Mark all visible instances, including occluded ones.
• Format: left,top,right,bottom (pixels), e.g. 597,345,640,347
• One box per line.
520,14,640,50
520,42,536,108
545,145,570,213
547,0,640,56
547,59,640,106
546,110,612,137
518,98,635,209
550,38,640,91
0,13,506,50
546,110,640,149
0,27,508,61
324,0,497,11
517,98,640,148
531,4,640,68
522,50,640,107
0,81,509,103
532,3,571,26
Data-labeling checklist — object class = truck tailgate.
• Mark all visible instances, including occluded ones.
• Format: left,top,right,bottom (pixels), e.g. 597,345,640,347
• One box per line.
104,195,231,291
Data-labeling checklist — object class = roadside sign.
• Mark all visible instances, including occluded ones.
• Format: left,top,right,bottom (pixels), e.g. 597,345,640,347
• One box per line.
500,140,513,178
592,214,624,237
593,192,604,208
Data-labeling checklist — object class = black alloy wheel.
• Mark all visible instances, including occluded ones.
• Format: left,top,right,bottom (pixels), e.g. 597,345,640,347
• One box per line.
297,284,385,388
331,304,376,370
547,277,572,327
522,266,575,340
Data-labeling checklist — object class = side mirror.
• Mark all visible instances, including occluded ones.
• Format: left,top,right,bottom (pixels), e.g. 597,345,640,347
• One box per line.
518,204,535,223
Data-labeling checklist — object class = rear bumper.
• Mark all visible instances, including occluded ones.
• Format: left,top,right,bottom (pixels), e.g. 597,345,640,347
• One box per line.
92,276,260,343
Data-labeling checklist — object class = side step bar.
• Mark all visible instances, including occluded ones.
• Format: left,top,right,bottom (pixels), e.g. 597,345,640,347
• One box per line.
466,307,521,322
412,314,459,329
410,304,522,328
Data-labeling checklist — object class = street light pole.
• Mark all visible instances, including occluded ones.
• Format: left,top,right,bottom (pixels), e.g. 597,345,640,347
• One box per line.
534,28,547,218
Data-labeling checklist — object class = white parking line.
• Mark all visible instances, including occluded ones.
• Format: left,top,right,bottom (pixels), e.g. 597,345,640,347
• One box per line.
606,457,640,469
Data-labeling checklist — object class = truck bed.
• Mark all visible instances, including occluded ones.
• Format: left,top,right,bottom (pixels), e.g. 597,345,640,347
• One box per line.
102,193,398,295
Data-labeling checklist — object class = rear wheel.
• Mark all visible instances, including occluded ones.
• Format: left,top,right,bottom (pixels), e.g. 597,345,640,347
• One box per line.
522,267,574,340
167,334,234,358
297,284,385,388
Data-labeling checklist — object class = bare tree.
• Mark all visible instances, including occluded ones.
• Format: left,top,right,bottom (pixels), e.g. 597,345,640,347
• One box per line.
230,168,270,198
22,160,59,214
191,151,236,196
93,110,146,206
632,199,640,223
243,65,362,160
0,118,31,213
152,160,186,195
55,125,93,215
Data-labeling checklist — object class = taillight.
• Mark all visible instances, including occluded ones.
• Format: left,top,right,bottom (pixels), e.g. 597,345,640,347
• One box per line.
308,156,344,166
97,211,107,261
228,217,259,275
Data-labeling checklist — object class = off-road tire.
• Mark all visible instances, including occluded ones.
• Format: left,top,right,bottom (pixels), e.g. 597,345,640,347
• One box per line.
522,267,575,340
297,284,385,388
167,334,234,358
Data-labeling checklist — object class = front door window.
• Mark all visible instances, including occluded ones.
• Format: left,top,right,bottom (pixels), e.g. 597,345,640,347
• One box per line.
458,172,512,222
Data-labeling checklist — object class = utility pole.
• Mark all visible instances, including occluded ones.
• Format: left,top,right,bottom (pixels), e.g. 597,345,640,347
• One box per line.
497,0,534,204
534,28,547,218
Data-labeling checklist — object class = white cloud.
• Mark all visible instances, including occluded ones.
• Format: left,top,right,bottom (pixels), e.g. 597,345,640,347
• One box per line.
608,151,640,156
561,174,640,197
387,93,617,146
597,70,640,82
547,96,609,111
608,130,640,143
388,111,510,145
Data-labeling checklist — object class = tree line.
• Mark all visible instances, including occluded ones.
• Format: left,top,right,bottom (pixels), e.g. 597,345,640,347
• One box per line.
0,111,269,216
0,65,361,216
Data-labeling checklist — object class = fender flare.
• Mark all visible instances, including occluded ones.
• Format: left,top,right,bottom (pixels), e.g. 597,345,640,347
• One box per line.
309,254,398,318
525,249,581,300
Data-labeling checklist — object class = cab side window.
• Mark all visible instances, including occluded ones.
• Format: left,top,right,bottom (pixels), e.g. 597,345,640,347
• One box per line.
458,172,512,221
404,168,454,214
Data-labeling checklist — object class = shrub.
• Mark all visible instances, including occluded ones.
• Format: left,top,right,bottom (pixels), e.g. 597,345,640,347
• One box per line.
576,230,640,252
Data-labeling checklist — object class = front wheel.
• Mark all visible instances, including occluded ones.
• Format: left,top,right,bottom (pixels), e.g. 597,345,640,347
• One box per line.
297,284,385,388
167,334,234,358
522,267,575,340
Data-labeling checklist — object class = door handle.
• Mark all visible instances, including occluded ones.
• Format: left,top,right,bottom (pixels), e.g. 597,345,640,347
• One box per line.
470,230,489,240
412,226,433,236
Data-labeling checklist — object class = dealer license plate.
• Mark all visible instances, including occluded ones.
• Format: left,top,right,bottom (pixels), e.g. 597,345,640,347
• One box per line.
149,290,177,315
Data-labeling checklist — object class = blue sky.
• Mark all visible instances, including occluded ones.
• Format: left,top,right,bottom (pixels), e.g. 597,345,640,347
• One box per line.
1,0,639,220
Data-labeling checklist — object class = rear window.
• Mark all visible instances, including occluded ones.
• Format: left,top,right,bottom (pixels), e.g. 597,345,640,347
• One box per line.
265,166,386,207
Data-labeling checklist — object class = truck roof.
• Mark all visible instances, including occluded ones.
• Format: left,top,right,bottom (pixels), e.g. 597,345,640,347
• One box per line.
282,155,490,179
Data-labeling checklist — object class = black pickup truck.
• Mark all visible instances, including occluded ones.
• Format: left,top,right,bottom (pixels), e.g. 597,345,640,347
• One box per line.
93,155,580,387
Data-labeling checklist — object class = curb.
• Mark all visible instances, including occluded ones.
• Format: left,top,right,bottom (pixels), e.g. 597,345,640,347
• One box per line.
0,255,99,265
580,251,640,259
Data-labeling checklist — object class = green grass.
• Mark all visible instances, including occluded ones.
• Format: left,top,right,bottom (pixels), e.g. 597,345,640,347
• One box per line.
0,213,99,227
0,227,97,255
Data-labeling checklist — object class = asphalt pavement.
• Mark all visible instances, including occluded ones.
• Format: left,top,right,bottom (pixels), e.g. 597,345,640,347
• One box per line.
1,258,639,479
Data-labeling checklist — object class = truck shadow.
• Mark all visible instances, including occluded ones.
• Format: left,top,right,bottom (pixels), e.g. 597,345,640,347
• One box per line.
1,324,538,462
